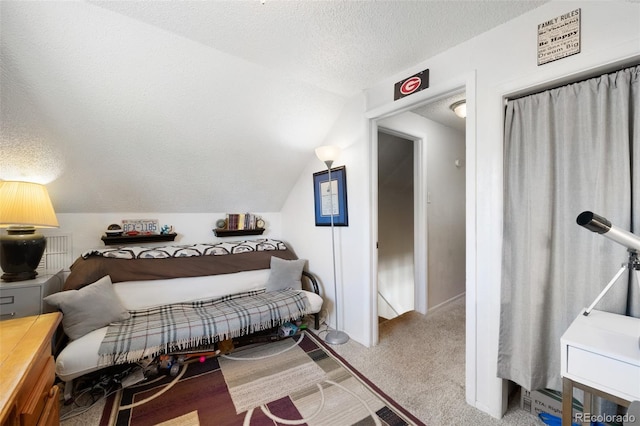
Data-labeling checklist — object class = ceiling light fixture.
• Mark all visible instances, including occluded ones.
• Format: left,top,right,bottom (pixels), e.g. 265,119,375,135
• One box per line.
450,100,467,118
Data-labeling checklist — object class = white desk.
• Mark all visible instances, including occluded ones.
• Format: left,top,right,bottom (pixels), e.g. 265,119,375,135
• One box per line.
560,309,640,426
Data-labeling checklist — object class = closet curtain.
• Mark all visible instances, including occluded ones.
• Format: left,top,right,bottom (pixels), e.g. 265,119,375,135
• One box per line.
498,66,640,392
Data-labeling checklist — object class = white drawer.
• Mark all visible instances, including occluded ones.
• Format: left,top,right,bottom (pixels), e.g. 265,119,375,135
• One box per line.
0,286,40,320
567,346,640,401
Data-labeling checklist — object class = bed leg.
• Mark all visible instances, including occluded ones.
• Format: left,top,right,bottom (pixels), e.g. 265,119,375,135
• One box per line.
63,379,74,402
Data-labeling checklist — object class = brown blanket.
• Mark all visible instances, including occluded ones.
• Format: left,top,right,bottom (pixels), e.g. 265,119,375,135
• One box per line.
64,249,298,290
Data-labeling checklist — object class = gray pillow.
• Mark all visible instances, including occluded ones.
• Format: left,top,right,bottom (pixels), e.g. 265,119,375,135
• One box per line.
265,257,306,292
44,275,130,340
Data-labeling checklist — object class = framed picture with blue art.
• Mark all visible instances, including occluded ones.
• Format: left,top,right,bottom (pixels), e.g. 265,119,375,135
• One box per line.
313,166,348,226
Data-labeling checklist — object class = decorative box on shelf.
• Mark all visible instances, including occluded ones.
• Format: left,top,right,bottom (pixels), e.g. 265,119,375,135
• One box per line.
101,232,177,246
213,228,265,237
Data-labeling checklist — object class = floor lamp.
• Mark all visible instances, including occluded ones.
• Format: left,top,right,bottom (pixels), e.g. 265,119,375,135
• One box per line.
315,145,349,345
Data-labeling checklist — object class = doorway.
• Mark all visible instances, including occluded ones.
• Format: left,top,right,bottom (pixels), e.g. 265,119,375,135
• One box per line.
367,77,475,405
377,130,416,321
375,94,466,322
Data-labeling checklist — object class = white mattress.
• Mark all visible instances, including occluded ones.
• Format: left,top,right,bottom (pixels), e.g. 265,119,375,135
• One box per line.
55,281,322,382
113,269,271,310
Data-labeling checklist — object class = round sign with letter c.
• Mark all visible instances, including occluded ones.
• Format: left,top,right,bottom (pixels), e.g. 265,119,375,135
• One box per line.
400,77,422,95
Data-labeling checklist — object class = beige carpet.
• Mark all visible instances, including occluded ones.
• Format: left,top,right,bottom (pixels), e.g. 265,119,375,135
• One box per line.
328,296,542,425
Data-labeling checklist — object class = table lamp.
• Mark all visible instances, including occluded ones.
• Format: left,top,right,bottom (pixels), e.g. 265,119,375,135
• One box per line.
0,181,59,282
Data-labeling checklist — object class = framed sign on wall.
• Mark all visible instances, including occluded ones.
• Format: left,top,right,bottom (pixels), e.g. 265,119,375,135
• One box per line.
313,166,348,226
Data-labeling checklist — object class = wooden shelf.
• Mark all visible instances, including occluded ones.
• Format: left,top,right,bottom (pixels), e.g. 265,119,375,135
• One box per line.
213,228,265,237
101,233,177,246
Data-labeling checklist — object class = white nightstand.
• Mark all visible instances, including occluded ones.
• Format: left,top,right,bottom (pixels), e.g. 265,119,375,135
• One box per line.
561,309,640,425
0,269,64,320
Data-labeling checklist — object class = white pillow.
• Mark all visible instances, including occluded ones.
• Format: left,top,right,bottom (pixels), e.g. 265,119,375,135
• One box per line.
265,257,306,292
44,275,130,340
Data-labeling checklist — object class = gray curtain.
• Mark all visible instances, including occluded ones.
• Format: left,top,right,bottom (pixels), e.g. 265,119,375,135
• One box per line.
498,66,640,392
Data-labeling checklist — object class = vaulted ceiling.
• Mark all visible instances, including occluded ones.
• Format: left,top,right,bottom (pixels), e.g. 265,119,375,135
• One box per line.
0,0,547,213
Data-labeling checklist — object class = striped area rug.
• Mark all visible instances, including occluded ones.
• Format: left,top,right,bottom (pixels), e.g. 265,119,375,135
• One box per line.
218,338,328,413
99,331,425,426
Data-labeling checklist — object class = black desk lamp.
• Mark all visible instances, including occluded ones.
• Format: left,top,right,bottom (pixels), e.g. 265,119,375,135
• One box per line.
0,181,59,282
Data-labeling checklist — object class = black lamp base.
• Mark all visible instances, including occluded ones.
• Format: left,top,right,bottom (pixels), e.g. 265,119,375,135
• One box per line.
0,227,46,282
1,270,38,282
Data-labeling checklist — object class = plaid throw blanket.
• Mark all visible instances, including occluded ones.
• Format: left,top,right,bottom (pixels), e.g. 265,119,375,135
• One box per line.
98,289,310,365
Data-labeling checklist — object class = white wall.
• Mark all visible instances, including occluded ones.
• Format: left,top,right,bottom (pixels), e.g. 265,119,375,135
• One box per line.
426,120,465,309
281,95,370,340
44,212,282,263
0,1,346,214
282,1,640,419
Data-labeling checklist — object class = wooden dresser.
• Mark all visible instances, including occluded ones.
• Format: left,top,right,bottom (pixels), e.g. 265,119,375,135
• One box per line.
0,313,62,426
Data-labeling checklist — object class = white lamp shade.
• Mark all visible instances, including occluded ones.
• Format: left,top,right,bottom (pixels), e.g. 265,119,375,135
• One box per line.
0,181,59,228
315,145,342,163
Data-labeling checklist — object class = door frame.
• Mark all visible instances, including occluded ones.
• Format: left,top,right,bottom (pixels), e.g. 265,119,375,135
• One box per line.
365,71,477,406
376,127,425,317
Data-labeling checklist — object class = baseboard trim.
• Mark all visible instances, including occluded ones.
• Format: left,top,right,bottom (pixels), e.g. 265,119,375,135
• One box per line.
427,292,465,314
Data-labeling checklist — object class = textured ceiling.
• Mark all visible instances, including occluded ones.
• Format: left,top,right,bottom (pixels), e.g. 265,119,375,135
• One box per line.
412,92,467,133
91,0,548,97
0,0,547,213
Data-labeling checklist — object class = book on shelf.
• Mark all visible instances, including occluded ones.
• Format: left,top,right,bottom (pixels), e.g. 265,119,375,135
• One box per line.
225,213,260,230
